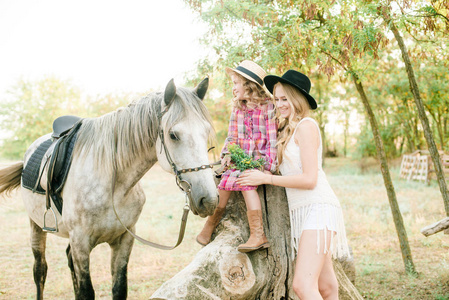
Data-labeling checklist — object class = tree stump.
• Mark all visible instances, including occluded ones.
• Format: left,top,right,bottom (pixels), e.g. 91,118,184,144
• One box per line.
150,184,361,300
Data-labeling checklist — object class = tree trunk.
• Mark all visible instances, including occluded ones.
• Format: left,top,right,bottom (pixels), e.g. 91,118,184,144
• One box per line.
351,73,416,274
321,125,327,162
344,110,349,157
444,117,448,151
150,185,362,300
385,11,449,217
428,109,445,151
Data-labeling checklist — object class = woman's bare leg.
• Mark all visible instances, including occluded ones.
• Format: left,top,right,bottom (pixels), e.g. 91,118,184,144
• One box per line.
292,229,338,300
318,253,339,299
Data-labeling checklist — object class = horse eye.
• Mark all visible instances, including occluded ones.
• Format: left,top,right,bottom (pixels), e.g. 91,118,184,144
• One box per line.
169,132,179,141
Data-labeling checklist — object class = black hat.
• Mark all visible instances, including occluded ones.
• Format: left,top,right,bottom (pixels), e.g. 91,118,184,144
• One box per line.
264,70,317,110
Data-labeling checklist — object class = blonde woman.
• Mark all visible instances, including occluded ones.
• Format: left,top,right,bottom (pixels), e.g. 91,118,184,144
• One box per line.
196,60,277,252
237,70,350,299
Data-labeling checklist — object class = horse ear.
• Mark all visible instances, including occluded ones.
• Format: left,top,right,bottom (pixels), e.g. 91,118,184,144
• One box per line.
194,77,209,101
164,79,177,107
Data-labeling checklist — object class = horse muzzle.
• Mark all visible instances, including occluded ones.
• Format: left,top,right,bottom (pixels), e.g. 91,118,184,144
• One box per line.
175,169,218,218
190,193,218,218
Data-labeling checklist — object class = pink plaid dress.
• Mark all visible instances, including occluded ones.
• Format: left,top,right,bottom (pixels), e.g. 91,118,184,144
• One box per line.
218,101,277,191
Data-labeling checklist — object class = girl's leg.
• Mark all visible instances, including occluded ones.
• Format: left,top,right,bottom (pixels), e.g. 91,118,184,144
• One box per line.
196,189,231,245
241,190,261,210
292,229,338,300
218,189,232,208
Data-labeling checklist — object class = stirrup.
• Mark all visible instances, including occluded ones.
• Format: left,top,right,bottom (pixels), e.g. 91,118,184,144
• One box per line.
43,207,59,233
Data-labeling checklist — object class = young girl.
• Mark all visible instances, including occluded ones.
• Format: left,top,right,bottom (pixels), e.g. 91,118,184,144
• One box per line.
196,60,277,253
237,70,350,299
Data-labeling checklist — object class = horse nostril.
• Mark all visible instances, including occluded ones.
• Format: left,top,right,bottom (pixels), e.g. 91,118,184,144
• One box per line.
198,196,213,215
198,197,205,210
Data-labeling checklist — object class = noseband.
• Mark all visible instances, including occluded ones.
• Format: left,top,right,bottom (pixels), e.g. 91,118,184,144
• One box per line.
111,103,217,250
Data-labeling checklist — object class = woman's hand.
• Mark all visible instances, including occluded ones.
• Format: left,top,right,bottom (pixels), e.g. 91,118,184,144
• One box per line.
237,169,270,186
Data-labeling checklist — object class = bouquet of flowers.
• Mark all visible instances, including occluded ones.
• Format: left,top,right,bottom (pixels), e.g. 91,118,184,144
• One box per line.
227,143,266,172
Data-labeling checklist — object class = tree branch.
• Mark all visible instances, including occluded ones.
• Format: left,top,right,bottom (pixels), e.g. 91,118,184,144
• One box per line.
320,49,348,72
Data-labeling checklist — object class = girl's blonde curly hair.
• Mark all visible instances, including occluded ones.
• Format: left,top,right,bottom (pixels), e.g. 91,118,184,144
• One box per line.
230,72,272,109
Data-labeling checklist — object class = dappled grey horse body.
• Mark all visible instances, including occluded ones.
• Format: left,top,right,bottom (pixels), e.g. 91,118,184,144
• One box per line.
0,78,218,299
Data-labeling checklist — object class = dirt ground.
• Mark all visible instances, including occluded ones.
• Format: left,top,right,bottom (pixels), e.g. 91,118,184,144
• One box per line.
0,158,448,299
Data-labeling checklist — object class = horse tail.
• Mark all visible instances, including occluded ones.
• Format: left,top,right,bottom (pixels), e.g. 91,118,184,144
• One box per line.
0,161,24,196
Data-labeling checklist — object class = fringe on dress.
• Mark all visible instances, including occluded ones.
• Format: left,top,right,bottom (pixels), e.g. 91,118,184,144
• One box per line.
289,203,350,259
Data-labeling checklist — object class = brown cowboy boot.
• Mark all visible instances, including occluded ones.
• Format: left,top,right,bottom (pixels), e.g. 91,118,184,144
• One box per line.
196,207,226,246
237,209,270,253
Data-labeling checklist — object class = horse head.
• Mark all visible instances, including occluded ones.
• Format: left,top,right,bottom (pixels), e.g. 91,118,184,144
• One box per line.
156,78,218,217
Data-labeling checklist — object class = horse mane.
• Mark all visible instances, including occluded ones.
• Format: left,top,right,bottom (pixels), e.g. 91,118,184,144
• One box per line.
73,86,214,176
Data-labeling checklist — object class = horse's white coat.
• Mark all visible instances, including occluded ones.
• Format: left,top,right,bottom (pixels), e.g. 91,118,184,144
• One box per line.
17,78,218,298
156,110,217,216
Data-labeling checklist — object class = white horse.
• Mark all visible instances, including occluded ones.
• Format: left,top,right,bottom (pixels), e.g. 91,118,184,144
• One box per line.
0,78,218,299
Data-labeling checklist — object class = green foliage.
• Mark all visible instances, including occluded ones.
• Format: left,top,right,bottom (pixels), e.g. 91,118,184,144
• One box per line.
0,77,132,159
183,0,449,160
355,125,377,159
0,77,81,158
227,143,266,171
184,0,390,157
1,0,447,163
419,62,449,152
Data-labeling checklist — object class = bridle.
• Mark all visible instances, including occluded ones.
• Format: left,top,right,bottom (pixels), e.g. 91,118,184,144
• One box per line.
111,103,218,250
157,106,216,189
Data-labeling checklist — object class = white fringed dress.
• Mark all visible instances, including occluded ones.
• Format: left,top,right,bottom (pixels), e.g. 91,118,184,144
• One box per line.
278,117,350,259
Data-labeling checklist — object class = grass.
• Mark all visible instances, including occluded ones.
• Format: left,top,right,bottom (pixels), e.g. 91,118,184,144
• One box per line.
326,157,449,300
0,158,448,299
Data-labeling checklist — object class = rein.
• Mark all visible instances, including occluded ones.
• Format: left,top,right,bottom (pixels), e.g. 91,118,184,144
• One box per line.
111,105,217,250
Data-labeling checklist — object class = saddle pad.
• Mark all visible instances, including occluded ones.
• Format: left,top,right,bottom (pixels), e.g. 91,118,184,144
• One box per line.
22,122,81,214
22,138,53,195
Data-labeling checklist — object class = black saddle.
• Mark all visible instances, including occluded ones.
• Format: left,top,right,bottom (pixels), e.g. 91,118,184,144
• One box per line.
52,115,82,139
22,116,83,214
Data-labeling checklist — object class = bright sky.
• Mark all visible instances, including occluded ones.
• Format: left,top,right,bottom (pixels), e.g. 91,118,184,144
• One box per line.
0,0,207,98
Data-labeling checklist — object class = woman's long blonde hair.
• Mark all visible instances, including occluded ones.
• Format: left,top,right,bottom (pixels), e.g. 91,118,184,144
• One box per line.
230,72,271,109
275,82,311,166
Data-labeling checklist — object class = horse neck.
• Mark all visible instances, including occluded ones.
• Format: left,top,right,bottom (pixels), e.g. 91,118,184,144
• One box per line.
73,96,162,189
113,102,161,188
114,147,158,194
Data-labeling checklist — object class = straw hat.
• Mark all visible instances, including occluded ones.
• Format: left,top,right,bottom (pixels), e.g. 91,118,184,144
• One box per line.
225,60,267,87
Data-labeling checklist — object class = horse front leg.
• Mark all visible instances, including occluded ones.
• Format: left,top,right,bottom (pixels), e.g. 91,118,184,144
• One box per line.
30,219,48,300
109,229,135,300
69,234,95,300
